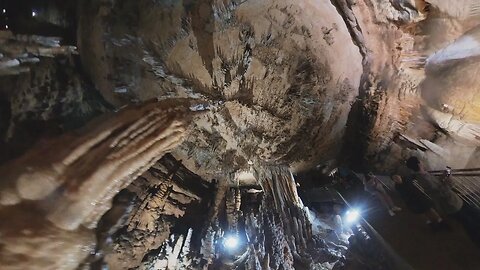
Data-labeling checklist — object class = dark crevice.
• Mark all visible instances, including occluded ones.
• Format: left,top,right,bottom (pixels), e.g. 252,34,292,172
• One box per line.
329,0,377,170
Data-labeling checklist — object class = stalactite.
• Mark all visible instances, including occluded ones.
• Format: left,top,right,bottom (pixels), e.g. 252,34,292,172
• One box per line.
126,165,353,270
242,166,297,269
226,187,241,231
243,165,341,269
197,178,228,266
104,171,176,269
200,225,217,266
104,155,212,270
0,99,192,270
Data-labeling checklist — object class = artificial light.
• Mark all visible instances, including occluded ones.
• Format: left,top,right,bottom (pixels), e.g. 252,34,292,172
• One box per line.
345,209,361,224
223,234,240,250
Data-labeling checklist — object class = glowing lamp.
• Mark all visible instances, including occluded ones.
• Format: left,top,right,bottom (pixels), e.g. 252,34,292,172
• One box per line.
223,234,240,250
345,209,361,224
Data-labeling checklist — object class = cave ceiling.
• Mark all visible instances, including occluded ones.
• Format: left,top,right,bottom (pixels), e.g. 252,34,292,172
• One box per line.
2,0,480,179
76,0,372,180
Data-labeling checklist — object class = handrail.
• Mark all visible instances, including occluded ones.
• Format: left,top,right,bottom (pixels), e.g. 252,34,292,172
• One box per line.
427,168,480,209
348,169,480,209
352,171,394,191
352,169,480,210
429,168,480,174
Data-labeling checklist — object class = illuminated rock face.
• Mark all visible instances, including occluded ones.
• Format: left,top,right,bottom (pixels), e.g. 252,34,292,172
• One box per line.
2,0,430,177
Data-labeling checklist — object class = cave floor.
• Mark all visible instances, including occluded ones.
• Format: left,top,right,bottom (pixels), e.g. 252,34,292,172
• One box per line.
342,186,480,270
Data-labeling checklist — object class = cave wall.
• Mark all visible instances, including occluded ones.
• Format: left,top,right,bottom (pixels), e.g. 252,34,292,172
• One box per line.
103,164,350,270
0,30,108,163
367,4,480,172
101,154,213,269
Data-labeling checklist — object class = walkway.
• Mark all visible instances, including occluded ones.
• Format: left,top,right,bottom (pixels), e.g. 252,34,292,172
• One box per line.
341,185,480,270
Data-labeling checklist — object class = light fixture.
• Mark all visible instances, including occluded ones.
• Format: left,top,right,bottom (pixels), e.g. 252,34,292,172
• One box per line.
5,25,8,29
32,11,37,17
223,234,240,250
345,209,361,224
2,9,5,14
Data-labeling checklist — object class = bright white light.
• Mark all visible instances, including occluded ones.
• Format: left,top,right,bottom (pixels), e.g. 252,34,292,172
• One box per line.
5,25,8,29
32,11,37,17
345,209,360,224
329,167,338,177
2,9,5,14
223,235,239,250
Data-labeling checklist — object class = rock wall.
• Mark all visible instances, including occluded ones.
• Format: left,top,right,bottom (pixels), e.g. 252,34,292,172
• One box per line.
387,3,480,171
5,0,476,177
0,30,108,163
339,0,480,172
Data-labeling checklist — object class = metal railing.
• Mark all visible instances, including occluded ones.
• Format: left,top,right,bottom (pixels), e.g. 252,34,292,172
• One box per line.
430,168,480,209
350,169,480,210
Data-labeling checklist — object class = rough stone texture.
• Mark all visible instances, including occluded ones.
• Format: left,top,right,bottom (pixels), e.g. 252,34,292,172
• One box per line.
123,165,351,270
0,99,191,270
104,155,211,270
77,0,364,178
0,52,108,164
5,0,477,175
340,0,480,171
1,0,480,270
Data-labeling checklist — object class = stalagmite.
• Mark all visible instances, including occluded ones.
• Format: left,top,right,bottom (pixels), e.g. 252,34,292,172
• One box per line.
247,166,317,269
226,187,241,231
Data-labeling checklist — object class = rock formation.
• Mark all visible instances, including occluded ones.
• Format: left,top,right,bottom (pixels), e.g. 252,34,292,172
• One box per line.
0,99,191,269
0,0,479,269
